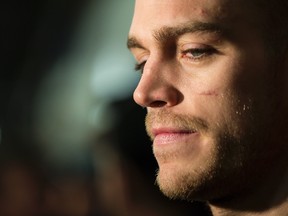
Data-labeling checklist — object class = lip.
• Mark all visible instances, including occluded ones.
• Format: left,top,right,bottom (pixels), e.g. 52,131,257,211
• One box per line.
152,128,198,145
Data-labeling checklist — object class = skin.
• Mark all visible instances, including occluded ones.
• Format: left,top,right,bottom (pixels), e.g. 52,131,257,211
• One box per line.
128,0,288,215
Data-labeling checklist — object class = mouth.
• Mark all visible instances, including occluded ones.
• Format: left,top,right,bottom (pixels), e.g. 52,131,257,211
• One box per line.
152,128,198,146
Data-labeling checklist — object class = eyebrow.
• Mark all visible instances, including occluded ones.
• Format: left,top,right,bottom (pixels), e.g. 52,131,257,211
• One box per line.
127,21,224,50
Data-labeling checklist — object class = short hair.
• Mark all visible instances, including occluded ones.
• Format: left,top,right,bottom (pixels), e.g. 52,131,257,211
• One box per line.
253,0,288,58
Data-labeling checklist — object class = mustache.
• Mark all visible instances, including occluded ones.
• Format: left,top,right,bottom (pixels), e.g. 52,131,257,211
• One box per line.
145,110,209,140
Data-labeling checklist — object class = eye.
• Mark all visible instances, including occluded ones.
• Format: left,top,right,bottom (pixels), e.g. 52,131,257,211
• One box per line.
134,61,146,74
181,46,216,62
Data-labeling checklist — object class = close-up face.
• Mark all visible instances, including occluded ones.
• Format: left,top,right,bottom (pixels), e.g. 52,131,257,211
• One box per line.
128,0,283,201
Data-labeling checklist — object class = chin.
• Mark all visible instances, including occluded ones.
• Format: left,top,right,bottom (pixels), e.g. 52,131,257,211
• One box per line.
154,141,249,202
155,158,218,201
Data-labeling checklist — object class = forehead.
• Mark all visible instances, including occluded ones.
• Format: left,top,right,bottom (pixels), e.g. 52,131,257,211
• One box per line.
132,0,226,22
129,0,260,38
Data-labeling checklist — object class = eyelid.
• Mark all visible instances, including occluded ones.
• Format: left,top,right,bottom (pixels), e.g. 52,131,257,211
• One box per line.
133,50,149,64
180,43,212,51
134,53,149,71
178,43,218,64
134,61,146,72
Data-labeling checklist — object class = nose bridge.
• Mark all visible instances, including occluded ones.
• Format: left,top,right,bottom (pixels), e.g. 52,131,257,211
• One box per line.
133,57,181,108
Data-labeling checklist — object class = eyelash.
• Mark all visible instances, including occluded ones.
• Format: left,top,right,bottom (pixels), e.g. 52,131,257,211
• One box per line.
181,47,215,62
134,47,216,73
134,61,146,74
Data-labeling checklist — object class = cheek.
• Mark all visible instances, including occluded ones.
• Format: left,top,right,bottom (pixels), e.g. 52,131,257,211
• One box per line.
181,70,226,98
180,65,239,119
181,78,222,97
198,89,220,97
192,87,238,127
182,78,225,115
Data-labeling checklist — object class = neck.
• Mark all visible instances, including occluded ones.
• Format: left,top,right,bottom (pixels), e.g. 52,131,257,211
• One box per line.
208,148,288,216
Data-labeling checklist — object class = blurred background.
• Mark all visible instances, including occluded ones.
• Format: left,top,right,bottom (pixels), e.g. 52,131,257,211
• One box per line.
0,0,211,215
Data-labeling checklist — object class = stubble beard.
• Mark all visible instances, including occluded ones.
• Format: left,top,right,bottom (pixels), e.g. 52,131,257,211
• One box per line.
145,107,259,202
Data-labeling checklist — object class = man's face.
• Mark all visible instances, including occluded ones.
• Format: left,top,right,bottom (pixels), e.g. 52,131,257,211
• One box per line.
128,0,280,201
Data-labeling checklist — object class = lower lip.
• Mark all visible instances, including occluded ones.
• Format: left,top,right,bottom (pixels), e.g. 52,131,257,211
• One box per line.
153,132,199,146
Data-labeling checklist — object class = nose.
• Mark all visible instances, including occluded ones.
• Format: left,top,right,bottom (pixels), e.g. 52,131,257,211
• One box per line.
133,63,181,108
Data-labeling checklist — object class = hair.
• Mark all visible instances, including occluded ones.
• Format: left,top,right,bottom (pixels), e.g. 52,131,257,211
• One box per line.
253,0,288,58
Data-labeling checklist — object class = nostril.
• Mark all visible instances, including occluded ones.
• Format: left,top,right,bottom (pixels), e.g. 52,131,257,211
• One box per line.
150,100,167,108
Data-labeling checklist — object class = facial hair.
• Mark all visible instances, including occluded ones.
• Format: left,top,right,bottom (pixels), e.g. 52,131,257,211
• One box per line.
144,106,263,201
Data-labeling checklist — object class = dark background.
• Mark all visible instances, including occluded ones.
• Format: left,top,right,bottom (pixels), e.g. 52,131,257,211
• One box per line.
0,0,211,215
